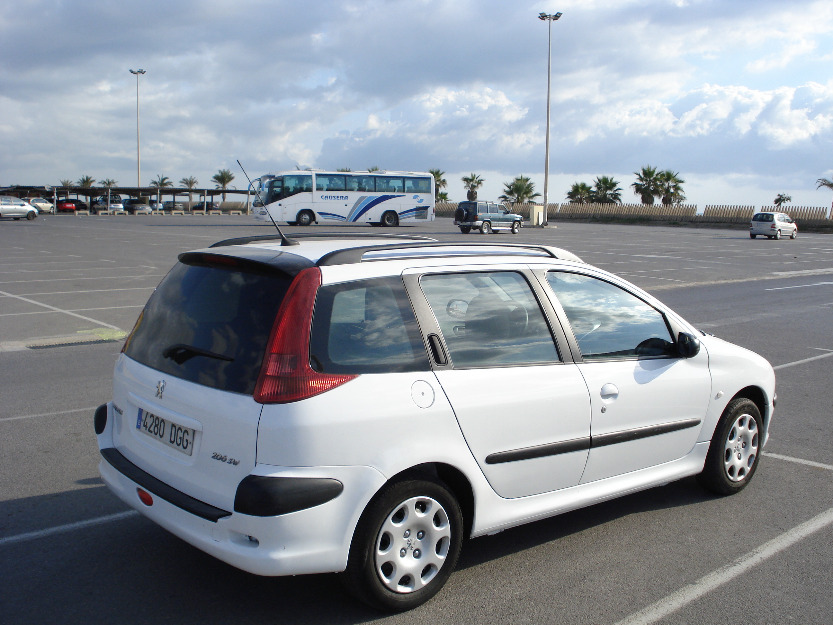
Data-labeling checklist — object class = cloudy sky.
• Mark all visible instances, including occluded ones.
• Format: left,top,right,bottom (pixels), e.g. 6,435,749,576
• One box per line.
2,0,832,209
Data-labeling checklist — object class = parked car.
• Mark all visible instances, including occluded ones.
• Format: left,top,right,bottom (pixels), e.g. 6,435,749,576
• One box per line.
454,201,523,234
191,199,219,211
0,196,38,220
55,198,88,212
163,201,185,211
750,212,797,239
123,199,146,214
92,195,125,213
95,235,775,611
28,197,54,213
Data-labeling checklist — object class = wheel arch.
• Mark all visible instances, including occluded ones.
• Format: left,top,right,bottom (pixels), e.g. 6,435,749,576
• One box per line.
730,385,771,430
380,463,475,539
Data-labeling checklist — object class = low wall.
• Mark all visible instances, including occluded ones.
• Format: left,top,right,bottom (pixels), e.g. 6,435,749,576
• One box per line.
435,202,832,226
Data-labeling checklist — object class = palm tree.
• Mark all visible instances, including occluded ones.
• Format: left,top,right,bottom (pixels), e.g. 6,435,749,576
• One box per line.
631,166,660,205
180,176,199,208
816,177,833,193
429,168,447,202
657,170,686,206
591,176,623,204
462,173,484,201
100,178,118,189
212,168,235,202
499,176,541,205
773,193,792,208
77,175,95,188
367,166,380,172
437,191,449,202
566,182,593,204
150,175,173,206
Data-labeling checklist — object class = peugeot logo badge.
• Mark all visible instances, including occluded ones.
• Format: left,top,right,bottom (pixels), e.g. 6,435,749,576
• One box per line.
155,380,166,399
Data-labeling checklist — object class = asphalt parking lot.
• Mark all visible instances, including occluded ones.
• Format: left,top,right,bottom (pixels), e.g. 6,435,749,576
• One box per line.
1,214,831,624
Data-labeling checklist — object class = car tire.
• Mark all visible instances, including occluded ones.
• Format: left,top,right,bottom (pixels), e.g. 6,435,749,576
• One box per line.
511,221,521,234
459,226,471,234
480,221,492,234
697,397,763,496
296,210,315,226
381,211,399,227
343,477,463,612
774,229,781,240
790,230,797,239
750,233,756,239
26,211,37,220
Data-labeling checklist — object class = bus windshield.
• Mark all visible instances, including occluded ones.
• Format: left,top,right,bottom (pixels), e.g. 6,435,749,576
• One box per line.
265,174,313,203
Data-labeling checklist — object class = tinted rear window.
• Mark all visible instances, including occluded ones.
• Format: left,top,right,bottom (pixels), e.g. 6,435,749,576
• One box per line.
124,258,292,394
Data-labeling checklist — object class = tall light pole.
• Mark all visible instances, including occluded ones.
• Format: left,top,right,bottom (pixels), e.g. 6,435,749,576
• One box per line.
538,12,562,225
129,69,146,189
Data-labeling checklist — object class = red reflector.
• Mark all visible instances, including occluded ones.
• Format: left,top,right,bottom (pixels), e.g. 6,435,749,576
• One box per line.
137,488,154,507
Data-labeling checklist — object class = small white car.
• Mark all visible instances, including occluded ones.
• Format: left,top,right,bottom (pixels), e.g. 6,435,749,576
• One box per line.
28,197,54,213
750,212,797,239
0,196,38,220
95,234,776,611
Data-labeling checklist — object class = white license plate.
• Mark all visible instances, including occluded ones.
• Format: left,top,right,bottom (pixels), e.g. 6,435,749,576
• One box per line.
136,409,195,456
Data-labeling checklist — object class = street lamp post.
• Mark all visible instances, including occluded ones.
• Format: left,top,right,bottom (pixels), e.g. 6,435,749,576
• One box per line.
129,69,146,190
538,12,562,226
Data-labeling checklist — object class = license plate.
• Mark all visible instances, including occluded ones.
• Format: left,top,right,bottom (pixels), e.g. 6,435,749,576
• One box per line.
136,409,195,456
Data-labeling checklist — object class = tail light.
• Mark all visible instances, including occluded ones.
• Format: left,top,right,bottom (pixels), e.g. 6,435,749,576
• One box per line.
254,267,357,403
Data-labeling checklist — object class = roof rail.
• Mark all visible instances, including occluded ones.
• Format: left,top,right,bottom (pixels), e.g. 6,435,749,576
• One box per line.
209,232,436,249
317,242,583,266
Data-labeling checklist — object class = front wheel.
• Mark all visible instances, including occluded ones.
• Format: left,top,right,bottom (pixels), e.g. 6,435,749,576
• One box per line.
511,220,521,234
343,478,463,612
381,211,399,227
698,397,763,495
790,229,797,239
750,233,756,239
480,221,492,234
296,210,315,226
26,211,37,220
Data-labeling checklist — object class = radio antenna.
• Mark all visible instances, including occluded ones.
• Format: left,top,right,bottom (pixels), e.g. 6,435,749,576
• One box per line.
237,159,298,246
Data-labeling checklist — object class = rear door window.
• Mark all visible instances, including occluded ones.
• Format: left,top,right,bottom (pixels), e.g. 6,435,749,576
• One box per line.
123,257,293,395
419,271,560,368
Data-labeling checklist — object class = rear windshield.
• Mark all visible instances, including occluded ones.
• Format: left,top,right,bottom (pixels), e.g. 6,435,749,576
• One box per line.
752,213,774,222
123,257,292,395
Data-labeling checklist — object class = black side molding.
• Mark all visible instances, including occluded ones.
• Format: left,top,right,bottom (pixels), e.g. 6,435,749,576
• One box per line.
234,475,344,517
100,447,231,522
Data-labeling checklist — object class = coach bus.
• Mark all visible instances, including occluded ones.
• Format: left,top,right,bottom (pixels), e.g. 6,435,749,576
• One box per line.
250,170,435,226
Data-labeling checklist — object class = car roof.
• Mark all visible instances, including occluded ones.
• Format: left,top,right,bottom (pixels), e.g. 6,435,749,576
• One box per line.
202,233,584,267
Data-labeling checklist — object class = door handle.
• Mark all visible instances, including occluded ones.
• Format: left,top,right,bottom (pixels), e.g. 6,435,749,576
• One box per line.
600,383,619,400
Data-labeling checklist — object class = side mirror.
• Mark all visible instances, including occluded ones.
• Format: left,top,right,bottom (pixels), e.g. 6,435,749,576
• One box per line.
677,332,701,358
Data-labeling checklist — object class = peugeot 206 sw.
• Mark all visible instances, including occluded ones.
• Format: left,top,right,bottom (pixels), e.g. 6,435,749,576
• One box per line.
95,233,776,611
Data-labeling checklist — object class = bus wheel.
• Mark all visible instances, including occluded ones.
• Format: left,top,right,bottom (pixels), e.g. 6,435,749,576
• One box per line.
296,210,315,226
381,211,399,227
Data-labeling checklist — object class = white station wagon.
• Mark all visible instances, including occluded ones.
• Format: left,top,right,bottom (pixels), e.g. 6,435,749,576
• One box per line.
95,234,776,611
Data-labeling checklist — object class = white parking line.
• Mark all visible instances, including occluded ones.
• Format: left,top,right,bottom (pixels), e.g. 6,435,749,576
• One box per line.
764,452,833,472
0,289,122,330
765,281,833,291
614,507,833,625
0,406,99,422
774,350,833,370
0,511,139,548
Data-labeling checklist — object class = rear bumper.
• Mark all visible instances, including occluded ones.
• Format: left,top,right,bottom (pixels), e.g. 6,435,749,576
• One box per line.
95,402,387,576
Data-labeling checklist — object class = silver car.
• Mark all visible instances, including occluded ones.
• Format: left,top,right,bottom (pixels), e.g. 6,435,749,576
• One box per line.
0,196,38,220
750,212,797,239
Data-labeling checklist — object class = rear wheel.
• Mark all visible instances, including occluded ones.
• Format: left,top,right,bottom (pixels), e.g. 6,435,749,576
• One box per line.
296,210,315,226
381,211,399,227
774,229,782,240
343,478,463,612
480,221,491,234
459,226,471,234
750,233,756,239
698,398,762,495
